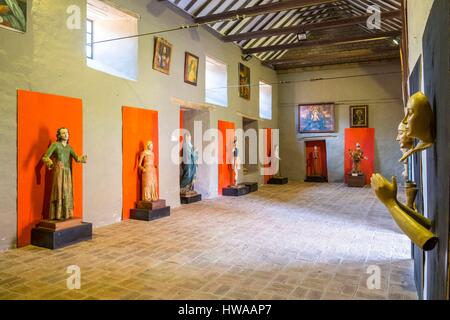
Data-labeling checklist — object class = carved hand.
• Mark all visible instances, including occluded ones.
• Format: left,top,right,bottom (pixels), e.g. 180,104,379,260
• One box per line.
79,155,88,163
42,157,53,170
370,173,397,205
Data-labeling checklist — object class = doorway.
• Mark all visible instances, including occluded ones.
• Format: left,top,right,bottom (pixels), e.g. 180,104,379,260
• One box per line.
304,140,328,182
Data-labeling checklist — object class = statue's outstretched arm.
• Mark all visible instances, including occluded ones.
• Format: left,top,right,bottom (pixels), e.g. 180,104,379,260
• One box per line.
69,146,87,163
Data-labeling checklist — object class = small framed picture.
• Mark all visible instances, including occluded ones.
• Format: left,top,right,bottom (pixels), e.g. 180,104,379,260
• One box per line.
238,63,250,100
349,105,368,128
153,37,172,75
184,52,199,86
0,0,27,33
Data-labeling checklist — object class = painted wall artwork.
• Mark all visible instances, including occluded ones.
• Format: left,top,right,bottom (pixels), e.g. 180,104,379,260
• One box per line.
153,37,172,75
298,103,335,133
238,63,250,100
184,52,199,86
0,0,27,33
349,105,369,128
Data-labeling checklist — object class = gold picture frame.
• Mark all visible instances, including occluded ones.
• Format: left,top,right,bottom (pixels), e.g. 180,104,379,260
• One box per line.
184,52,199,86
153,37,172,75
349,105,369,128
238,63,250,100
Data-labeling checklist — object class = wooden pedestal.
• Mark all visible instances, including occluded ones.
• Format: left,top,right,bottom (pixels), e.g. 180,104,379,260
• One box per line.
347,174,366,187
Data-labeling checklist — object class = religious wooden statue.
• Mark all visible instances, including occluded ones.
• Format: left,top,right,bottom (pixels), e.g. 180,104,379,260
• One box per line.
180,133,198,196
312,146,320,176
231,136,240,186
42,127,87,220
138,140,158,202
348,142,367,175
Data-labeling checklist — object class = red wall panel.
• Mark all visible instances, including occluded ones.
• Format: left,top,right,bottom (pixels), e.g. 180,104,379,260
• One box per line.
218,120,235,194
264,128,272,183
17,90,83,247
305,140,328,179
344,128,375,185
122,106,159,220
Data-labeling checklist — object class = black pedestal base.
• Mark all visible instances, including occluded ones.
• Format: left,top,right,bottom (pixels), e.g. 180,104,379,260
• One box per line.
305,176,327,183
130,206,171,221
31,222,92,250
268,177,288,185
181,194,202,204
240,182,258,193
223,185,250,196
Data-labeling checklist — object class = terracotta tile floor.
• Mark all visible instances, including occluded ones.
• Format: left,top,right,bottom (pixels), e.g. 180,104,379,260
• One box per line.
0,182,418,300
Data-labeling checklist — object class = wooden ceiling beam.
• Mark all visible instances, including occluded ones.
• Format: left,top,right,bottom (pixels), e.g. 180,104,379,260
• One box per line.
157,0,225,41
224,10,401,42
270,53,400,70
194,0,340,24
242,30,401,54
263,48,400,66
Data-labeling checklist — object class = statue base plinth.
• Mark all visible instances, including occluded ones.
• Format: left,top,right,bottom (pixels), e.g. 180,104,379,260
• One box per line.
347,173,366,187
130,205,170,221
136,199,166,210
305,176,327,183
181,193,202,204
223,185,250,196
239,182,258,193
31,220,92,250
37,218,83,231
268,176,288,185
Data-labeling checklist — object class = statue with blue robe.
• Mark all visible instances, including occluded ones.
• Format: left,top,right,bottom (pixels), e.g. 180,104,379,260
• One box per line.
180,133,198,195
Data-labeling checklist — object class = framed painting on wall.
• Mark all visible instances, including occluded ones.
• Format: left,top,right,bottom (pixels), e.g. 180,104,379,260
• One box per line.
349,105,368,128
298,103,335,133
184,52,199,86
238,63,250,100
153,37,172,75
0,0,27,33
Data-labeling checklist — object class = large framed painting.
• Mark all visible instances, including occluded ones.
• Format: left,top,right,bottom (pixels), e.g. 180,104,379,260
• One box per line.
184,52,199,86
298,103,335,133
238,63,250,100
0,0,27,33
153,37,172,75
349,105,368,128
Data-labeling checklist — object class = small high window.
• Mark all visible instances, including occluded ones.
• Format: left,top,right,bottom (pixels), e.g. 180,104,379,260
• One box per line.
86,19,94,59
259,81,272,120
87,0,139,80
205,56,228,107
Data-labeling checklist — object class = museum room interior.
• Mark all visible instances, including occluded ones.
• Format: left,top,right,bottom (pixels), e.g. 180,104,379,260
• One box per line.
0,0,448,301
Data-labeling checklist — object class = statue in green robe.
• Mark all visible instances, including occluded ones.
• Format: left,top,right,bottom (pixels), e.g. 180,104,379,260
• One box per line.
42,127,87,220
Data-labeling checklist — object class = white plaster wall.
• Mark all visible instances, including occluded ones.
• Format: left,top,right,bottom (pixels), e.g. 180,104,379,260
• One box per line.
278,63,405,182
0,0,278,250
407,0,435,76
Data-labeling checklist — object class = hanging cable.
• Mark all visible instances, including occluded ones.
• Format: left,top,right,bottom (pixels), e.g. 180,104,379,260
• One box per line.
91,15,244,45
205,71,402,90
